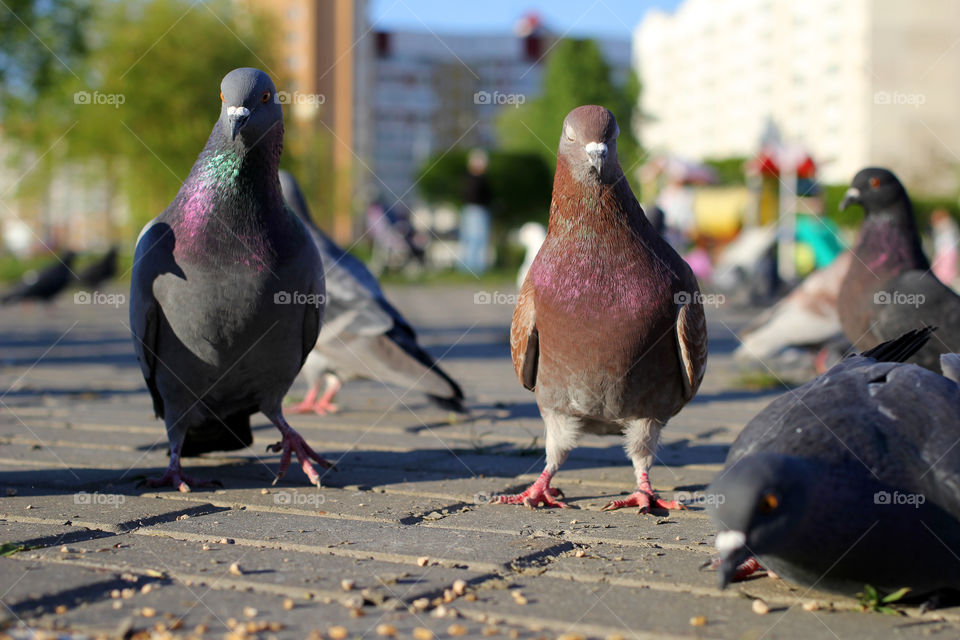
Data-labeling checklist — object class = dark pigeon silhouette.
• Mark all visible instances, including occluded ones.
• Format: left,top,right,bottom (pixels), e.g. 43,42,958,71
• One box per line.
77,246,118,289
278,170,465,415
838,167,960,370
130,68,328,491
708,327,960,598
495,105,708,511
1,251,76,304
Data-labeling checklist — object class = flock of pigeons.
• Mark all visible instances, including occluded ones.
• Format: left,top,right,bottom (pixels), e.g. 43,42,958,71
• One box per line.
0,246,117,305
5,67,960,605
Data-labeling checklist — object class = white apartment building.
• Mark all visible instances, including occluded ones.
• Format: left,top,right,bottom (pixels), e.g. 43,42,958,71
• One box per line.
635,0,960,194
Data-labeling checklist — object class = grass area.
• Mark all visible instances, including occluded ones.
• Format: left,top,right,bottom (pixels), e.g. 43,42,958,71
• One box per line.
734,371,795,391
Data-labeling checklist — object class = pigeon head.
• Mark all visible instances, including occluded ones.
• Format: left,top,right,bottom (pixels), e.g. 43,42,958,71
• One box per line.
218,68,282,148
840,167,908,215
707,452,813,588
557,105,622,184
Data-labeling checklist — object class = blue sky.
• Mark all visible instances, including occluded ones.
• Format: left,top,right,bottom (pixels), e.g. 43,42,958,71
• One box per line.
368,0,683,39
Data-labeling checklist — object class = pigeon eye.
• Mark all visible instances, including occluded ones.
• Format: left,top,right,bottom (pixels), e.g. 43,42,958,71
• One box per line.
565,125,575,142
220,91,224,103
869,177,880,188
261,91,271,104
758,493,779,514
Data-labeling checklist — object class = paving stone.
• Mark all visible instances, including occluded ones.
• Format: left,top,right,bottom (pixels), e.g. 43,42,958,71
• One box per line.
1,286,958,639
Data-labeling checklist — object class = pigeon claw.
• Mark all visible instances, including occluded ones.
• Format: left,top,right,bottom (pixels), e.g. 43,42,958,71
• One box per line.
140,466,220,493
601,490,688,514
494,484,568,509
271,430,335,487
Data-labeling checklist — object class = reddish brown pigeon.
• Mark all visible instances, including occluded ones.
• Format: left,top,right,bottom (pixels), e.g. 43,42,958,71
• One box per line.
496,105,708,512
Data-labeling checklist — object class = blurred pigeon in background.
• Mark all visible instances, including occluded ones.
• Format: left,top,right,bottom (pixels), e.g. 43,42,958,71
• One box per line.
709,327,960,597
838,167,960,370
515,221,546,289
279,170,465,415
1,251,76,305
497,105,707,511
735,251,851,368
130,68,329,491
77,246,118,289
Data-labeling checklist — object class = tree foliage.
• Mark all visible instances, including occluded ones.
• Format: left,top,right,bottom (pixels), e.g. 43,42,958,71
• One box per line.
2,0,284,233
496,38,643,189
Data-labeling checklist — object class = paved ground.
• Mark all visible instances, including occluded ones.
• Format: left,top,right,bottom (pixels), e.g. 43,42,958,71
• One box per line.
0,284,957,640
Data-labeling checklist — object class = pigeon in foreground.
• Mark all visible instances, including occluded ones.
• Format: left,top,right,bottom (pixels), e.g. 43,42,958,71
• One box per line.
130,68,329,491
1,251,76,304
497,105,708,511
77,246,118,289
838,167,960,370
278,170,465,415
709,327,960,597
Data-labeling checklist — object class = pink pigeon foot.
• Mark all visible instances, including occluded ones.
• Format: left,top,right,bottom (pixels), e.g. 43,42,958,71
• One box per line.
308,397,339,415
289,386,320,414
601,473,686,513
494,470,569,508
704,555,765,582
142,455,220,493
267,422,334,486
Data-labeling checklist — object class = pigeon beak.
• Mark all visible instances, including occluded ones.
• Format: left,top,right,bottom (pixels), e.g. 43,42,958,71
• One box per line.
715,530,751,590
226,105,251,140
585,141,607,174
839,187,861,211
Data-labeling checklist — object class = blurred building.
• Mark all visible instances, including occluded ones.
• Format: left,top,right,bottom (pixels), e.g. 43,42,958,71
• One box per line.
635,0,960,194
246,0,373,242
371,19,631,203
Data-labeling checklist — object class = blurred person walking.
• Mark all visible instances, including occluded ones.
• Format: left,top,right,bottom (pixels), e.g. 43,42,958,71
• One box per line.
459,149,492,274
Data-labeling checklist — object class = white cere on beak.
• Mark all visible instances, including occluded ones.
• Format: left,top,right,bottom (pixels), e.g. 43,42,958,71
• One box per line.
585,141,607,156
227,105,250,118
715,530,746,556
844,187,860,200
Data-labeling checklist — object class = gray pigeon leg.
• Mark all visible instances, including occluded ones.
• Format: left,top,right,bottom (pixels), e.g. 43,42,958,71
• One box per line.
143,431,220,493
602,418,684,513
494,409,579,508
263,409,334,486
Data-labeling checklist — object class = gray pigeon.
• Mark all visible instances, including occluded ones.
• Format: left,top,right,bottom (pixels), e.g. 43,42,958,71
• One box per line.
278,170,465,415
708,327,960,597
838,167,960,370
130,68,329,492
77,246,118,289
497,105,707,511
2,251,76,304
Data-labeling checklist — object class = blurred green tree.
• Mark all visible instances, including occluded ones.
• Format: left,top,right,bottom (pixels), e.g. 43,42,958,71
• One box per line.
2,0,290,236
496,38,643,190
